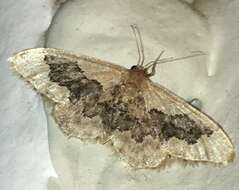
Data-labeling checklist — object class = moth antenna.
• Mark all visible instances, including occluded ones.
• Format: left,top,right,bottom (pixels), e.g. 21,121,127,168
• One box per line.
145,57,173,68
131,25,141,66
130,25,145,66
146,52,206,77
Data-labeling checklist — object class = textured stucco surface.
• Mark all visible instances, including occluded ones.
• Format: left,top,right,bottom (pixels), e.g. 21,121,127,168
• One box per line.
0,0,239,190
0,1,58,190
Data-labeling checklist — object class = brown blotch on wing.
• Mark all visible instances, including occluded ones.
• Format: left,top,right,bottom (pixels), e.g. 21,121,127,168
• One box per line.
148,109,213,144
44,55,103,107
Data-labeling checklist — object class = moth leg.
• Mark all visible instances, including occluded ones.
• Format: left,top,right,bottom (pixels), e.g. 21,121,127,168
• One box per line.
147,63,156,77
146,51,165,77
188,98,202,110
102,135,114,144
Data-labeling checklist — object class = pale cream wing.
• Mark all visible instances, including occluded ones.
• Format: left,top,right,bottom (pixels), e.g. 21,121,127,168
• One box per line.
143,81,235,165
9,48,126,104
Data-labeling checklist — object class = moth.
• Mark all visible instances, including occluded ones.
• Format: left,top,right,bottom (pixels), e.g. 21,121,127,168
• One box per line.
9,25,235,169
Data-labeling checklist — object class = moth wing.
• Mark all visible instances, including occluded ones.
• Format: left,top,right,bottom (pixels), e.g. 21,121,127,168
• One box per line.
9,48,126,104
143,81,235,165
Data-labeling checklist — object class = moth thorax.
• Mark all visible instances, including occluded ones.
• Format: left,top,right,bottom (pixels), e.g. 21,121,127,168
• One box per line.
128,65,149,88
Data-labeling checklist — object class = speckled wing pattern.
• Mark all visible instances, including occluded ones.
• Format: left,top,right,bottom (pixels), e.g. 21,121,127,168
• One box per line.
9,48,235,169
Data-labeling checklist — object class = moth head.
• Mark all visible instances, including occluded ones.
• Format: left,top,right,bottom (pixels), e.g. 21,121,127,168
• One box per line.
130,64,154,78
130,65,148,77
130,24,165,78
130,25,205,78
129,47,166,78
